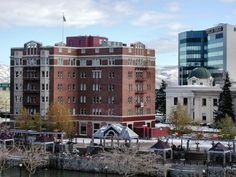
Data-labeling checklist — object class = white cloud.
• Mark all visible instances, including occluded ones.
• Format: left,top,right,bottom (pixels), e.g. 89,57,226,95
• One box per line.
156,65,178,88
145,22,190,54
0,0,136,27
132,11,175,26
146,36,177,54
167,2,180,12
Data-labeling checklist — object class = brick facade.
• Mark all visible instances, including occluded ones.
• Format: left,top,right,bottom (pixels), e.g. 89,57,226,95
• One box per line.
10,39,155,137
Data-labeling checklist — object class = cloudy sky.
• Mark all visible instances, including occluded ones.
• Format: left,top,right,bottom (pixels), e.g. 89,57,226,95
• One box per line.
0,0,236,65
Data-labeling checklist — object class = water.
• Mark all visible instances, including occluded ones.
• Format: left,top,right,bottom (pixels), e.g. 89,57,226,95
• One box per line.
2,168,118,177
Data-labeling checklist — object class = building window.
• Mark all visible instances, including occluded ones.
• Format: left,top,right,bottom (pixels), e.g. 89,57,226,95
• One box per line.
80,108,86,115
92,108,102,115
146,96,151,104
93,123,100,133
109,48,114,53
183,98,188,105
108,72,115,78
57,84,63,91
80,83,86,91
81,49,86,54
58,71,63,78
108,84,114,91
174,97,178,105
108,59,115,65
146,108,151,114
80,96,86,103
95,48,99,54
128,71,133,78
42,84,45,90
202,98,206,106
93,84,101,91
80,72,86,78
72,84,76,91
80,122,87,135
108,96,115,104
128,109,132,115
128,96,132,104
128,58,132,65
213,98,218,106
57,58,63,65
202,113,206,121
72,72,76,78
57,96,63,103
108,109,113,115
92,70,102,79
128,84,132,91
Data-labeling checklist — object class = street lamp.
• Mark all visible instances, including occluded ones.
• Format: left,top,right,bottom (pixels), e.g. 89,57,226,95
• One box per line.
19,163,22,177
105,166,108,177
202,169,206,177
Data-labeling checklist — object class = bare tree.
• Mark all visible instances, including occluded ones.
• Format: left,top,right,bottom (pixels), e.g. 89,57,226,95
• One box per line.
20,145,48,177
98,147,163,177
0,148,10,176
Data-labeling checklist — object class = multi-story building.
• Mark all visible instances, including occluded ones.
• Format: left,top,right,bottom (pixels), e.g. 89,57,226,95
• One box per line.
179,23,236,85
10,38,156,137
167,67,236,124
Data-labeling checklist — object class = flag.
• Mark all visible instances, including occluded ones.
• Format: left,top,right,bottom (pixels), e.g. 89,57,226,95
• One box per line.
63,15,66,22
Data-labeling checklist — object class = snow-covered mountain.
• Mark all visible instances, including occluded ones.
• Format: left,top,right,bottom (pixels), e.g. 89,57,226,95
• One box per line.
156,65,178,88
0,65,10,83
0,64,178,88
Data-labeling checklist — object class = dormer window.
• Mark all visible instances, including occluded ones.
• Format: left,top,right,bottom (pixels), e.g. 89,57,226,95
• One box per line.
26,41,38,55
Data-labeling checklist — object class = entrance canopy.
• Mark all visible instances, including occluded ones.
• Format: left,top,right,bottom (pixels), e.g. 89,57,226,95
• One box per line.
93,124,139,140
150,140,172,151
208,142,230,153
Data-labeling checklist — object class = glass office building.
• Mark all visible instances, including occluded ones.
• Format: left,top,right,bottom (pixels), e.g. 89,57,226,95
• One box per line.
179,31,207,85
179,23,236,85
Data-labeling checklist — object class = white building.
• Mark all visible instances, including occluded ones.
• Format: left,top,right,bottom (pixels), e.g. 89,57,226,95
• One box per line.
166,67,236,124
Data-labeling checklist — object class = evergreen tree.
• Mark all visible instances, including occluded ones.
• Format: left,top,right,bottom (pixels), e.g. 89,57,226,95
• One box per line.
215,73,235,122
155,80,167,116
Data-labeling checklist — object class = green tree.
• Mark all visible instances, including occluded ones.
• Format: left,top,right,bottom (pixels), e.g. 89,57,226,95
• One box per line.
215,73,235,122
170,104,191,133
15,108,42,131
46,102,75,140
217,115,236,139
156,80,167,116
15,107,32,130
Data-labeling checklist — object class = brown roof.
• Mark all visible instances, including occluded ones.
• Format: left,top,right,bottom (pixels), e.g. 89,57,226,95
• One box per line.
35,135,53,143
208,142,229,152
150,140,171,150
0,133,13,140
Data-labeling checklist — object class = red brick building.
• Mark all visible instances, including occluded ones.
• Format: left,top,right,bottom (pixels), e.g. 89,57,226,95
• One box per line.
66,36,108,47
10,38,156,137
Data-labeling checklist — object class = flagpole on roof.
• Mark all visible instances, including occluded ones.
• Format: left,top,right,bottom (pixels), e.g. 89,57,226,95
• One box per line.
62,12,66,44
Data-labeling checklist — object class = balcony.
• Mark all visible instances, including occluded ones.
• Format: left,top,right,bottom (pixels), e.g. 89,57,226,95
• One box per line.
23,77,40,80
135,66,147,70
23,89,40,93
135,77,145,82
135,90,145,94
135,102,144,108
